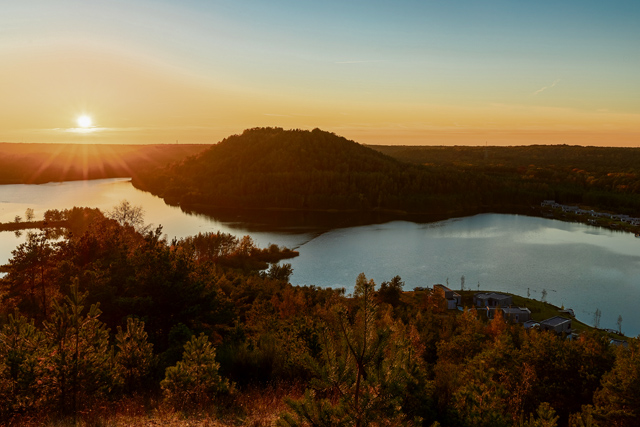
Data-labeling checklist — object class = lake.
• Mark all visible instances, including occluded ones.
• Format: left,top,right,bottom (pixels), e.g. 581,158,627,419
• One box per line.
2,178,639,336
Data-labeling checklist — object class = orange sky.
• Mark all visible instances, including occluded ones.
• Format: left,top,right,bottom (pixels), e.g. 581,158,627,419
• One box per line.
1,1,639,146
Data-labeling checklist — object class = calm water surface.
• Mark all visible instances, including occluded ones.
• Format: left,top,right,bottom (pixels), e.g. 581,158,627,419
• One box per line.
0,178,311,252
1,179,639,335
289,216,640,335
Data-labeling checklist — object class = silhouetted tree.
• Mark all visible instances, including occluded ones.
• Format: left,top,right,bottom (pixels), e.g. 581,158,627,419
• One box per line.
106,200,148,233
594,309,602,329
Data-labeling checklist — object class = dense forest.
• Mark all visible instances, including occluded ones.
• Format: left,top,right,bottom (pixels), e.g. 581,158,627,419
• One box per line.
133,128,640,219
372,144,640,215
0,205,638,426
0,143,206,184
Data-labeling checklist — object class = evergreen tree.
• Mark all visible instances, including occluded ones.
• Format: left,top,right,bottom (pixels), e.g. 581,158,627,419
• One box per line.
114,317,154,394
521,402,560,427
0,311,44,417
161,333,231,410
39,284,112,417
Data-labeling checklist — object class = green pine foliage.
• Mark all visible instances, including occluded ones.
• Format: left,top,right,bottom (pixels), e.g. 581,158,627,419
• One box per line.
114,317,154,393
161,333,231,410
39,284,112,415
0,311,43,417
521,403,560,427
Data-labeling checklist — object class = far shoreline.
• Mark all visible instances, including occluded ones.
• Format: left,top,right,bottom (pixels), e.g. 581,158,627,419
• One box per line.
2,175,640,237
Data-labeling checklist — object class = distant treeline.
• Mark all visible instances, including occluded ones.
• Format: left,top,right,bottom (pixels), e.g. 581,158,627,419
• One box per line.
0,143,207,184
372,144,640,215
133,128,640,218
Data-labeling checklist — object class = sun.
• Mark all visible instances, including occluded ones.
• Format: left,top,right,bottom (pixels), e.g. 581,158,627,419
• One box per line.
77,115,92,128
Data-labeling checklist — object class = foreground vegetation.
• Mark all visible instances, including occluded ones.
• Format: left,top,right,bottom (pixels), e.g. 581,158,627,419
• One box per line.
1,205,639,426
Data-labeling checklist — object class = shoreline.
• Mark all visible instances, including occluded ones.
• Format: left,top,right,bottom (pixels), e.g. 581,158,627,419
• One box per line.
0,220,67,232
540,204,640,236
453,289,626,339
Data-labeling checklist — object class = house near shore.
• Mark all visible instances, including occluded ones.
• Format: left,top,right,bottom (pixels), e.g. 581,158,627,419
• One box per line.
433,284,461,310
540,316,572,334
540,200,640,224
501,307,532,324
479,306,531,324
541,200,560,208
474,292,513,308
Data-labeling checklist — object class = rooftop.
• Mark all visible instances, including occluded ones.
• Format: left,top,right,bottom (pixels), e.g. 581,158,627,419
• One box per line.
502,307,531,314
476,292,511,300
541,316,571,327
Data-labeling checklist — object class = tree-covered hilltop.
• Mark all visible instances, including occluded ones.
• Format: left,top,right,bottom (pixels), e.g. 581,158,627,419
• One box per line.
132,127,501,214
133,128,640,218
1,206,639,426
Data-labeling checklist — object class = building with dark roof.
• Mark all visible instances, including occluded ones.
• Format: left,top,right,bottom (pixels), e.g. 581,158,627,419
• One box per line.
434,284,462,310
540,316,572,334
473,292,513,308
501,307,532,324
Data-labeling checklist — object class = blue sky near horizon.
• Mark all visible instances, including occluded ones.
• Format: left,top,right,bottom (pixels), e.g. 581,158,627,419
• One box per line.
1,0,639,145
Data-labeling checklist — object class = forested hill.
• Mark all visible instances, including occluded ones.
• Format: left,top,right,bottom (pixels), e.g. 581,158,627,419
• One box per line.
132,127,499,214
133,128,640,216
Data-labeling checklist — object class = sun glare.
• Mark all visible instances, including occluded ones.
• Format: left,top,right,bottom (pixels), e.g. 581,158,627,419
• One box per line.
77,115,92,128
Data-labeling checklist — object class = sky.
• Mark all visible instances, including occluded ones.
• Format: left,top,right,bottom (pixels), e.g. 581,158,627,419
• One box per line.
1,0,639,146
